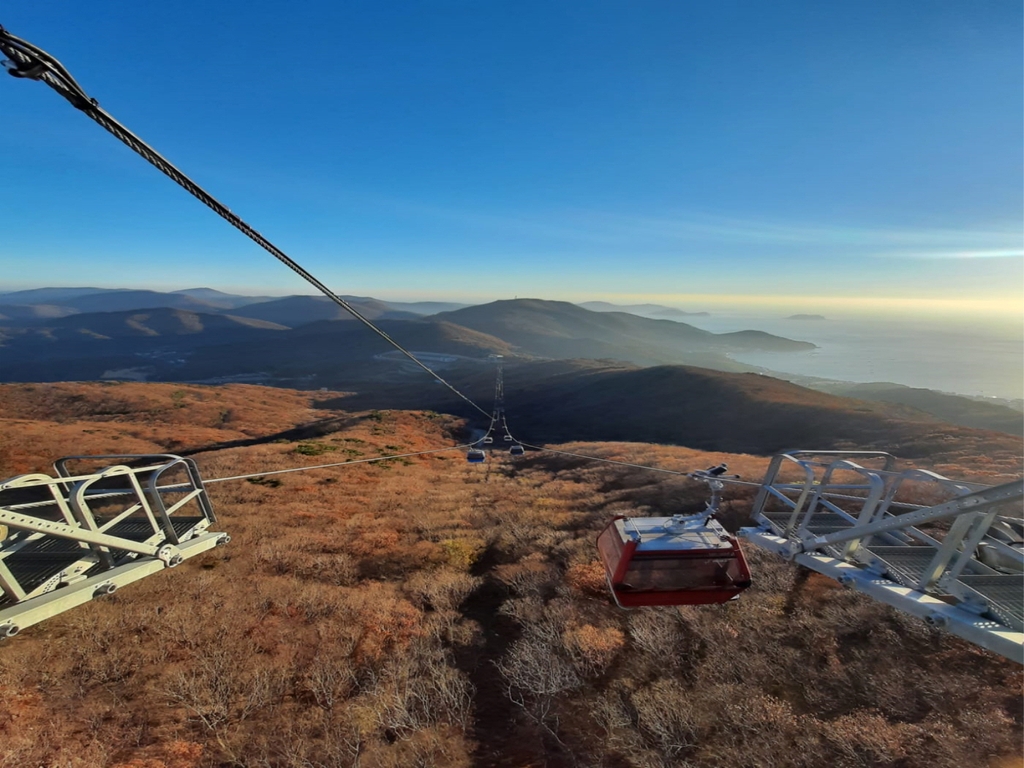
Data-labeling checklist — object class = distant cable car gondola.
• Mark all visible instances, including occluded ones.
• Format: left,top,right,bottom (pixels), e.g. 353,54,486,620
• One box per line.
509,444,525,456
484,436,494,445
466,449,486,464
504,435,513,442
597,514,751,607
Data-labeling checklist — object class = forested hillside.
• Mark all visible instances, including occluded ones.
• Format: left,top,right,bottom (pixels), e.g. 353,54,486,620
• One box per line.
0,383,1020,768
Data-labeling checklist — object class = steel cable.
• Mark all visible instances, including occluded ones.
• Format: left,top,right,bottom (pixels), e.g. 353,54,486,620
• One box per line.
0,26,907,507
3,438,494,512
0,25,491,419
204,441,480,484
0,25,754,488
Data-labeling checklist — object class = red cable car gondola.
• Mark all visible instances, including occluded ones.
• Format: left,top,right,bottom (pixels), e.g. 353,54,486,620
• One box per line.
596,514,751,607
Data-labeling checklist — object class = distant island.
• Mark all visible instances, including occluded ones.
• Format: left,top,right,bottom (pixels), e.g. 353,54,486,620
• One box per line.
785,314,826,321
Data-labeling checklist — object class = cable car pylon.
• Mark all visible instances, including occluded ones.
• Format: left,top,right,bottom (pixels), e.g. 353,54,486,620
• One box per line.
468,355,524,463
487,356,525,455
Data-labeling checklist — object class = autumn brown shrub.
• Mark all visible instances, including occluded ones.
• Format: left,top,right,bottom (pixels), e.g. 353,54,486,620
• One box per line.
0,383,1019,768
562,623,625,674
564,560,608,597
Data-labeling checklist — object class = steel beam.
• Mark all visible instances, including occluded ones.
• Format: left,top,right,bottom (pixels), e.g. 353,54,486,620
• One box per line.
740,528,1024,664
0,532,228,637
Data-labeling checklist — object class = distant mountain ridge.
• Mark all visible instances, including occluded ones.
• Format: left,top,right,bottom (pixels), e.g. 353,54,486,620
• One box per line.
1,288,1018,441
1,307,285,344
811,381,1024,436
0,292,814,367
432,299,813,367
0,297,816,389
48,308,287,338
0,287,466,327
578,301,709,318
0,287,119,304
0,289,225,317
227,295,420,325
170,288,279,309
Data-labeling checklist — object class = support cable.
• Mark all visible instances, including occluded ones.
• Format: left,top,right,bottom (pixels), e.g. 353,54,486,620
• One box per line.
204,442,477,484
0,27,927,509
518,441,934,509
0,25,490,419
520,442,699,477
6,440,484,513
515,434,758,485
0,26,776,488
9,365,509,511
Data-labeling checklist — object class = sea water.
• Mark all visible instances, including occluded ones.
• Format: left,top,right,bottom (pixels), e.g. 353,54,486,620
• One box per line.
681,312,1023,402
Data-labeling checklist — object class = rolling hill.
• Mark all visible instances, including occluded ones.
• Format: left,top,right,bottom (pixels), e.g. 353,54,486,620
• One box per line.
431,299,813,367
226,294,419,326
179,318,514,381
57,289,227,314
170,287,279,309
0,303,80,322
328,358,1023,467
578,300,710,318
814,381,1024,436
1,307,285,343
0,309,290,383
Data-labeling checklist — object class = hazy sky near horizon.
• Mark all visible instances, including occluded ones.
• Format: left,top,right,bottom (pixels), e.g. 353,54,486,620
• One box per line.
2,2,1022,318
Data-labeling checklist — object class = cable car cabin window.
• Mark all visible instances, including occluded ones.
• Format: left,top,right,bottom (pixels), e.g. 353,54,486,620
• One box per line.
619,555,746,592
597,516,752,607
597,524,626,579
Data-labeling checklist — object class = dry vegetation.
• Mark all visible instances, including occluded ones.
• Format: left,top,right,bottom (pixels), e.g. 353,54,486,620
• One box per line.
0,382,1020,768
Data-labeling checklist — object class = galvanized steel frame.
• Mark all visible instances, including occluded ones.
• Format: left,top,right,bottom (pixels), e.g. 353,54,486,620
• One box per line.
740,450,1024,663
0,454,227,637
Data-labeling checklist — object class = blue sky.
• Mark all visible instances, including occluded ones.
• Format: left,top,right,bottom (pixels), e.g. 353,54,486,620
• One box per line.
2,2,1021,317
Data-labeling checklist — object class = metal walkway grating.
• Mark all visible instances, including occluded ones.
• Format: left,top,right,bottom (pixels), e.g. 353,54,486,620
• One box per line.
957,575,1024,630
3,550,90,597
1,519,208,606
99,517,205,542
764,511,855,536
0,453,224,637
742,451,1024,663
864,546,938,587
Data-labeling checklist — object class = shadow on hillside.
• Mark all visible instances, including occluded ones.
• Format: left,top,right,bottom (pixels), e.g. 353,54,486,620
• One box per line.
177,414,364,456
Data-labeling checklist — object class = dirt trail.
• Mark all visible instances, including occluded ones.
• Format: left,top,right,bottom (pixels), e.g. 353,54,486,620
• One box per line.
456,545,529,768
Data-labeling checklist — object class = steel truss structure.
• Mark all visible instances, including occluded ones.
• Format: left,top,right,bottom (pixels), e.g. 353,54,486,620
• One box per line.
0,454,228,637
0,449,1021,665
739,451,1024,664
